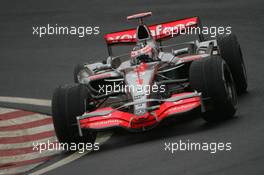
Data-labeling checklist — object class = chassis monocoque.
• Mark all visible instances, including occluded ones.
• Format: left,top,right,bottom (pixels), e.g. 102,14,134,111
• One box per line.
52,13,247,144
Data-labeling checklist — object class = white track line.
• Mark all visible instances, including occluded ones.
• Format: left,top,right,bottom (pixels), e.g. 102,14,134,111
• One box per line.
0,113,51,127
0,96,51,107
29,132,113,175
0,137,57,150
0,97,113,175
0,162,43,175
0,124,54,137
0,107,17,115
0,148,61,164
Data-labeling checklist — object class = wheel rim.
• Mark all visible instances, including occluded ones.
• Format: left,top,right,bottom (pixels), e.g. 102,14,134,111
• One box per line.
239,46,247,82
223,64,237,107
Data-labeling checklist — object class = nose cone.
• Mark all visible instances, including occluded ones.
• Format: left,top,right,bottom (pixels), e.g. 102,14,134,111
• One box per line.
124,62,159,116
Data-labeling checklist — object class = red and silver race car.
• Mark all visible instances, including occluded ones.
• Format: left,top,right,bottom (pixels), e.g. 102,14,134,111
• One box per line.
52,12,247,144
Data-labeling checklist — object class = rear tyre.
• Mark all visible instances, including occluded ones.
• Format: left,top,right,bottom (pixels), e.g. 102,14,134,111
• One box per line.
52,84,96,144
217,34,247,94
189,56,237,122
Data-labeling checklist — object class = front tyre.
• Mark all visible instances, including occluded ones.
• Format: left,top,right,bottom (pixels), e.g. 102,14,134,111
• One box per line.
190,56,238,122
217,34,247,94
52,84,96,144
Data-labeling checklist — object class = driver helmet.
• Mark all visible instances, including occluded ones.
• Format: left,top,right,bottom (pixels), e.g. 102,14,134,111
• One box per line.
130,43,155,65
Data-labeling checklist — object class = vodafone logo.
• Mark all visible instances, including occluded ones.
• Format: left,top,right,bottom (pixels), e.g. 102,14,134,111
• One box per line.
104,17,198,44
107,33,136,43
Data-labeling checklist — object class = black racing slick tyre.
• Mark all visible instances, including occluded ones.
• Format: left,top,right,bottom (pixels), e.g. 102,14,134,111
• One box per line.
217,34,247,94
189,56,238,122
52,84,96,144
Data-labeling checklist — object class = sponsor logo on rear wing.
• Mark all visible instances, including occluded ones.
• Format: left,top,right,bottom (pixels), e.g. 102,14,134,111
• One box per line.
104,17,199,45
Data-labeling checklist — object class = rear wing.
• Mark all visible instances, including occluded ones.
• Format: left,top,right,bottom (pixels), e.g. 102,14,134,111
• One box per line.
104,16,204,46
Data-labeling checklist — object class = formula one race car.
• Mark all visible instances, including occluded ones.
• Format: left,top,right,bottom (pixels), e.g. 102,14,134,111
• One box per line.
52,12,247,144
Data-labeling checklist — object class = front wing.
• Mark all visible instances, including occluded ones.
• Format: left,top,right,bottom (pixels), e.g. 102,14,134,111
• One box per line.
77,92,202,135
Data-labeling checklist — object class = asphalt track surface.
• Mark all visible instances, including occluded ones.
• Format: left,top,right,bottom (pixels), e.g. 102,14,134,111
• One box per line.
1,0,264,174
